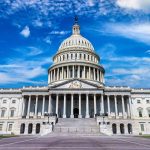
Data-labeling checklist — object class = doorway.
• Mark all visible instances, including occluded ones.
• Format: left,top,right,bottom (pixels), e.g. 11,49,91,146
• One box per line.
74,108,79,118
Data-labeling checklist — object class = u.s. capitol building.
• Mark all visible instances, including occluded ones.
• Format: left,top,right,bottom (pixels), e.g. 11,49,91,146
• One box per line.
0,19,150,136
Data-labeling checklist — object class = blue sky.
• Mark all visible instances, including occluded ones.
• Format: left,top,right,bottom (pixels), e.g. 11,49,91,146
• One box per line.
0,0,150,88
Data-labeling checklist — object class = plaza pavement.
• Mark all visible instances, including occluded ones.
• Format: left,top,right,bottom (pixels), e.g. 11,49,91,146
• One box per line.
0,135,150,150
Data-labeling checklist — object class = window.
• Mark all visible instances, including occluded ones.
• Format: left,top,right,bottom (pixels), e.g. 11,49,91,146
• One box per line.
10,110,15,117
146,100,150,104
0,124,3,131
3,100,7,103
140,124,145,132
8,124,12,131
137,100,141,103
1,109,6,117
147,109,150,117
12,100,16,104
139,110,143,117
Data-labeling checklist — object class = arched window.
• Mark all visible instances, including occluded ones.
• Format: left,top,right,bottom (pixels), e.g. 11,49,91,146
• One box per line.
10,108,16,117
137,108,143,117
112,123,117,134
0,108,6,117
128,123,132,134
28,123,33,134
20,123,25,134
120,124,124,134
36,123,40,134
147,108,150,117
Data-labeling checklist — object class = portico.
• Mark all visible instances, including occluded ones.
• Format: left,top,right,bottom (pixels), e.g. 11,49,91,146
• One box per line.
22,87,132,119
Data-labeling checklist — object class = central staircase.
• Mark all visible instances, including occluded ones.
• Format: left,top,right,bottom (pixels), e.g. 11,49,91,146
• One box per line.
49,118,103,136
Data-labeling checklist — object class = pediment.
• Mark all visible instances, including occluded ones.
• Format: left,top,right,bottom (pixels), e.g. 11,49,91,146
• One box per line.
51,79,99,89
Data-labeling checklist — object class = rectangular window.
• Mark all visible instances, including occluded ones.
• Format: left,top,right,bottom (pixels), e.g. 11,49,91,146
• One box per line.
140,124,145,132
146,100,150,104
10,110,15,117
8,124,12,131
1,110,6,117
12,100,16,104
137,100,141,103
3,100,7,103
0,124,3,131
139,110,143,117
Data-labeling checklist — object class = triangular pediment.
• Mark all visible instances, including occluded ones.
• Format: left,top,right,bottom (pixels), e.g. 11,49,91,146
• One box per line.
50,79,100,89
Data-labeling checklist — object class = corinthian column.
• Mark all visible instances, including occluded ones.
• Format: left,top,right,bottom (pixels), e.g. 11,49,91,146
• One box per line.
63,94,66,118
70,94,74,118
86,94,89,118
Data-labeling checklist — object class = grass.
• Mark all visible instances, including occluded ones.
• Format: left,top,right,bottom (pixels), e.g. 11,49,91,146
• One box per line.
0,135,18,139
141,135,150,139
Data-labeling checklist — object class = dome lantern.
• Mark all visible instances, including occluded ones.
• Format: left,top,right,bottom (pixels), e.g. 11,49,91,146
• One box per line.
72,16,80,35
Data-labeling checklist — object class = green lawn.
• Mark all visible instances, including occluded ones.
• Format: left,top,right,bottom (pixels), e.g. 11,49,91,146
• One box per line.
0,135,17,139
140,135,150,139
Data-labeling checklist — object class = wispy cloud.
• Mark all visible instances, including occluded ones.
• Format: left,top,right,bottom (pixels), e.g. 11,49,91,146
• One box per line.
20,26,30,38
14,46,44,56
116,0,150,12
0,57,52,85
100,23,150,45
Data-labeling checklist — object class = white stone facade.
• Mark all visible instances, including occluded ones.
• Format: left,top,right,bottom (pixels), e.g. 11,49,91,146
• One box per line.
0,19,150,136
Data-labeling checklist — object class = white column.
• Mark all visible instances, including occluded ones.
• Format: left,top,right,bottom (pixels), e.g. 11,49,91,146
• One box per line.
97,69,99,81
57,68,59,80
89,67,91,79
34,95,38,118
78,94,82,118
50,71,52,82
121,95,125,119
83,66,85,79
93,68,96,80
63,94,66,118
107,95,110,117
100,71,102,82
54,69,56,81
100,94,104,114
73,66,75,78
114,95,118,118
48,72,50,84
48,94,52,113
127,96,132,118
78,65,80,78
27,95,31,118
86,94,90,118
128,96,132,118
42,95,45,117
56,94,59,117
21,96,25,117
62,67,64,79
94,94,97,117
70,94,74,118
67,66,69,78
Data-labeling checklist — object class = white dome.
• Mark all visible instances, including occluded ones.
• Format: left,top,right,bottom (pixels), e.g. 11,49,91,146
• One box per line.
58,23,94,53
58,34,94,52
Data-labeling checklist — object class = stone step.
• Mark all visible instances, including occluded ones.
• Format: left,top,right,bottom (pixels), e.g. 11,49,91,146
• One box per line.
54,127,100,133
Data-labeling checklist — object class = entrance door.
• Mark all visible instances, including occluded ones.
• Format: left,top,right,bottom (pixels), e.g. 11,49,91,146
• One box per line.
74,108,79,118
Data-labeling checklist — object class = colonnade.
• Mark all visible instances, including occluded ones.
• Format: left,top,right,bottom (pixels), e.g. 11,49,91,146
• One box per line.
48,65,104,83
22,93,132,119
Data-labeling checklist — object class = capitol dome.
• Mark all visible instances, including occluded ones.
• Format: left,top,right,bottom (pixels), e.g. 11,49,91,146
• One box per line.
48,17,105,87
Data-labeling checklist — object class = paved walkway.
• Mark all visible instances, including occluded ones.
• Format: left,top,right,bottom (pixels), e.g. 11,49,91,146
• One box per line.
0,135,150,150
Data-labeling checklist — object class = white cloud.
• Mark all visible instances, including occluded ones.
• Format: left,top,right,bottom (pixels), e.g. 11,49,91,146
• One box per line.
0,57,52,85
50,31,70,35
146,50,150,54
102,23,150,45
20,26,30,38
44,37,52,44
14,46,43,56
116,0,150,12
